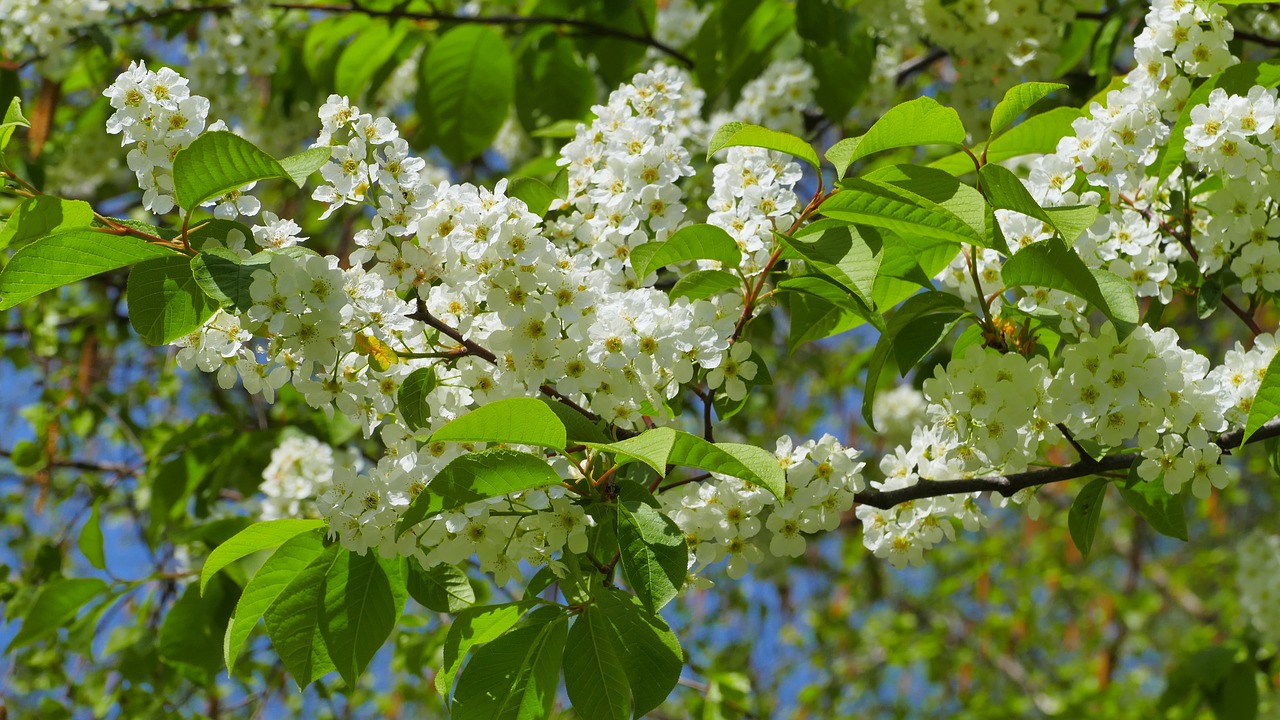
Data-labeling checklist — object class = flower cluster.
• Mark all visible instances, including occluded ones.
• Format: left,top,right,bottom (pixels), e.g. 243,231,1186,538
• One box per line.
258,434,335,520
103,61,212,215
710,58,816,137
552,64,704,289
706,147,804,275
661,434,865,578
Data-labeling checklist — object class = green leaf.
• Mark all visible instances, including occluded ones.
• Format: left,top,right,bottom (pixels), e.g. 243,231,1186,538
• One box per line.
1242,335,1280,444
319,550,400,686
1120,463,1189,541
0,95,29,150
190,248,269,312
564,605,632,720
862,164,988,240
160,580,234,681
707,122,821,168
0,228,177,310
595,589,683,718
861,291,969,427
1067,478,1108,558
407,562,475,613
451,609,569,720
78,502,106,571
225,530,326,672
778,275,875,350
334,18,410,101
776,221,882,309
398,366,438,431
418,25,514,164
617,501,688,612
588,427,785,499
201,518,326,593
507,177,557,217
1000,237,1138,338
1207,660,1259,720
437,601,538,697
803,35,874,123
670,269,741,301
989,82,1067,135
516,33,594,132
825,97,967,177
278,146,333,187
631,224,741,278
126,255,219,345
0,197,94,250
6,578,107,652
822,178,985,247
172,131,291,211
540,398,610,444
429,397,567,450
930,107,1084,175
397,449,561,535
264,544,342,688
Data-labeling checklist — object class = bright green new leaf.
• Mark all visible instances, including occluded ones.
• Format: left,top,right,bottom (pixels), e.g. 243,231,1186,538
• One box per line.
617,500,688,612
429,397,567,450
0,95,28,150
670,269,741,301
707,121,821,168
451,608,569,720
263,544,341,688
0,197,94,250
507,177,557,216
596,589,683,718
563,605,632,720
6,577,107,652
200,518,326,593
1068,478,1108,558
78,502,106,571
398,366,438,431
1120,463,1189,541
0,228,176,310
978,163,1099,244
822,178,985,247
1000,237,1138,338
225,530,326,672
277,146,333,187
825,97,967,177
127,255,219,345
437,601,538,698
190,248,270,312
396,449,561,535
630,223,741,278
588,427,785,499
930,107,1085,175
172,131,293,211
775,221,882,309
989,82,1067,136
407,562,475,613
862,164,988,240
1243,351,1280,444
418,25,514,164
319,550,401,686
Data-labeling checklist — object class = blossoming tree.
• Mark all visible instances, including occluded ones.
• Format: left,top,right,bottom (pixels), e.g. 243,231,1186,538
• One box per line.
3,0,1280,717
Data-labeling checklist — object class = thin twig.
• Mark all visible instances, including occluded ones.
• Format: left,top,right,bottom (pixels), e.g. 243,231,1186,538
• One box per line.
853,418,1280,510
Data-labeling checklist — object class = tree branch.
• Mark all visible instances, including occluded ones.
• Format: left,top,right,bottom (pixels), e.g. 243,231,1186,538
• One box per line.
896,47,947,87
109,2,693,66
853,418,1280,510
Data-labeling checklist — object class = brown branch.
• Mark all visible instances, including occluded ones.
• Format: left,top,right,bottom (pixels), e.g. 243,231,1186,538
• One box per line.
95,2,693,67
407,299,614,432
0,448,139,476
896,47,947,87
853,417,1280,510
